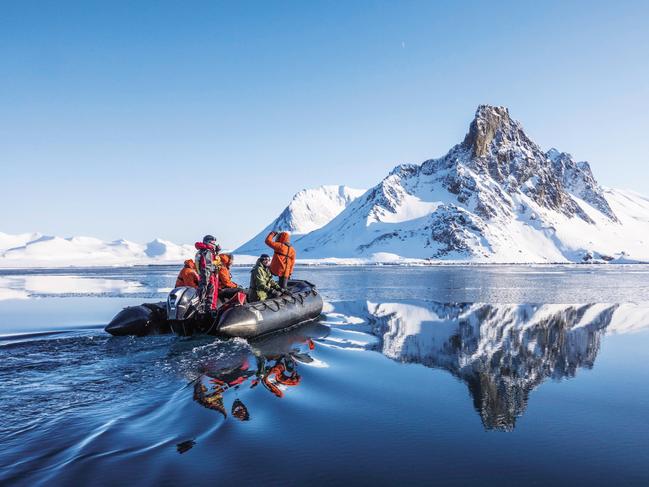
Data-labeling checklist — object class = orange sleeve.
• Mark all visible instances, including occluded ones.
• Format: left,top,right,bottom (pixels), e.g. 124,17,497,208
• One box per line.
264,232,284,252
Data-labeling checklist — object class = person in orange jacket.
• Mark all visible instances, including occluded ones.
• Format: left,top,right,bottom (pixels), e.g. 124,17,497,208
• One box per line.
175,259,199,288
218,254,240,288
264,231,296,289
218,253,245,300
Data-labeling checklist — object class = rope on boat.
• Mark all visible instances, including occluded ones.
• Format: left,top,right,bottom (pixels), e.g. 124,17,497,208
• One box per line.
264,300,281,312
248,285,313,312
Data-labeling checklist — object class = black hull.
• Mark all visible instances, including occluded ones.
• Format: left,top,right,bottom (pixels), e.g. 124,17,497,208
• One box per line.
218,281,323,338
104,280,323,339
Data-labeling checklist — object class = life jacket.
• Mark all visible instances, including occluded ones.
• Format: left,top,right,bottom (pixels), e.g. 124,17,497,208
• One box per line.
194,242,219,310
194,242,216,275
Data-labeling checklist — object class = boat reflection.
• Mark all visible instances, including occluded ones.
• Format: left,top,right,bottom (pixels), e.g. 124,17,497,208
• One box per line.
327,301,649,430
192,321,328,420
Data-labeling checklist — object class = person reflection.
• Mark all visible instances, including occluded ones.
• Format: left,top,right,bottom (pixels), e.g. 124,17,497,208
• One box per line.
231,399,250,421
193,358,254,418
255,353,302,398
192,331,321,420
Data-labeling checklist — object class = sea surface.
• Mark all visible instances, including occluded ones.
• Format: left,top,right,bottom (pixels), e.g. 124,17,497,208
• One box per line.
1,265,649,486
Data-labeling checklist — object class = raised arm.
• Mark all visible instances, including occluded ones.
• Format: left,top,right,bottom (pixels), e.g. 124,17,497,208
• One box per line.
264,231,284,252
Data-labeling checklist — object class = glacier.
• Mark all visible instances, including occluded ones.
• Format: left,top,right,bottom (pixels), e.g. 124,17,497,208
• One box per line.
0,233,196,268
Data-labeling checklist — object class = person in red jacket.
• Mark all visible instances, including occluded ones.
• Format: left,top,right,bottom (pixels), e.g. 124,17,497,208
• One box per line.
194,234,220,314
264,231,296,289
218,253,245,300
175,259,199,288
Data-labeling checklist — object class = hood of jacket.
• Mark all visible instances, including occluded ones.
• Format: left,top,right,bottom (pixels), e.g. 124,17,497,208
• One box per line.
220,254,232,268
184,259,196,269
277,232,290,244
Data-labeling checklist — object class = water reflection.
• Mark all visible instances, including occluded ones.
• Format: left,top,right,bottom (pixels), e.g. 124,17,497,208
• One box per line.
192,322,328,420
326,301,649,430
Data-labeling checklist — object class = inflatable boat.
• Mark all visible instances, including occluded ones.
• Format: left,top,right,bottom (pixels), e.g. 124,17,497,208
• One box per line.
105,279,323,339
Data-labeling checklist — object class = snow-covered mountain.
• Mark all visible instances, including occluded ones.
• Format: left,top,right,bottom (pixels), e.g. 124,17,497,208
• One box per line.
0,234,195,268
289,106,649,263
4,106,648,267
0,232,43,252
236,185,365,254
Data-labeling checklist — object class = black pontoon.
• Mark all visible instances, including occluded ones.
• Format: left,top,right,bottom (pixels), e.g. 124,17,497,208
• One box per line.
105,279,323,339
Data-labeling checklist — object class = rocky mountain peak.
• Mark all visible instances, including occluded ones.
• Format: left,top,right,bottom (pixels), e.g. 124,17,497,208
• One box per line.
457,105,549,191
463,105,524,158
449,105,617,223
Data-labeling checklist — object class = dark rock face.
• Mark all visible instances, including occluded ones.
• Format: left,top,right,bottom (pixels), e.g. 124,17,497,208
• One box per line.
463,106,526,159
458,105,601,221
547,149,618,222
428,205,487,257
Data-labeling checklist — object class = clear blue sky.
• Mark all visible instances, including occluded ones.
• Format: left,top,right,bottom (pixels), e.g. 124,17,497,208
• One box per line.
1,0,648,248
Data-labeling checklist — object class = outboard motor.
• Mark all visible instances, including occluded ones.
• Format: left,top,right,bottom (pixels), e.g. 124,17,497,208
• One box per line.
167,286,201,336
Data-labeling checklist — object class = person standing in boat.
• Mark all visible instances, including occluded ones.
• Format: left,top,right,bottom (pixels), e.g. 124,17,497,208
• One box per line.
264,231,296,289
249,254,283,301
175,259,199,288
194,235,221,315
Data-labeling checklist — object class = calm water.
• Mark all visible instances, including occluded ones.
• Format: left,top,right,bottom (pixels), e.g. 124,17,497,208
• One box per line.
1,265,649,486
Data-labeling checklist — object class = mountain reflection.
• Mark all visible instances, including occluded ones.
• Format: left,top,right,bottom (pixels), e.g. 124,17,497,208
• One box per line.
192,322,328,420
329,301,624,430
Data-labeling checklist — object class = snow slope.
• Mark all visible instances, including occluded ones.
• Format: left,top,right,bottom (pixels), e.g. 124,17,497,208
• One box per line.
0,235,195,268
236,185,365,254
0,232,43,252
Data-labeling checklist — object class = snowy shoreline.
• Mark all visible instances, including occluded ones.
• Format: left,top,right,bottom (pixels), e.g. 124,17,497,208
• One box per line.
2,260,649,271
2,229,647,269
